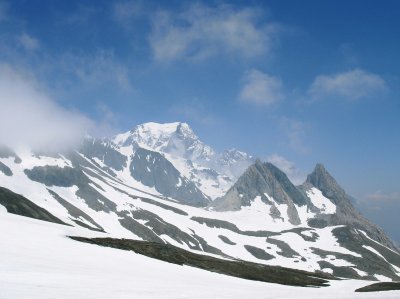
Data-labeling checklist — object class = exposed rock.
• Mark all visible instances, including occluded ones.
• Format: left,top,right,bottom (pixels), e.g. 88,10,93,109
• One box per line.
130,147,210,207
212,160,307,225
244,245,275,260
0,186,65,225
0,161,12,176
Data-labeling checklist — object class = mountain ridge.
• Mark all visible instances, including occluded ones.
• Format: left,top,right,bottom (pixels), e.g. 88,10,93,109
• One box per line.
1,121,399,282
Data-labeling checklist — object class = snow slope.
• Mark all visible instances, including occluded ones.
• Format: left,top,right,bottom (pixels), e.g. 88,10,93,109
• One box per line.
0,212,399,299
1,122,400,286
1,148,400,280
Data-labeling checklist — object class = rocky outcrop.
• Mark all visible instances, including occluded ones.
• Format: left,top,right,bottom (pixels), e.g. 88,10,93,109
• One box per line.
0,186,65,225
130,147,210,207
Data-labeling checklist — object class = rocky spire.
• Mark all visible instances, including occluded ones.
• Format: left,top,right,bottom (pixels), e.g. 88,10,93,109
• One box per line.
306,163,346,204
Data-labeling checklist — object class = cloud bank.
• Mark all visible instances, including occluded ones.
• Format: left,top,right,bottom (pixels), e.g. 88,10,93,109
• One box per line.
0,64,93,150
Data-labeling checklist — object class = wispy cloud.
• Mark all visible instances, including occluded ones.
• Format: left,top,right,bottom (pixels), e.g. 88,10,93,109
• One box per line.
18,33,40,51
0,64,93,150
150,4,279,61
113,1,143,25
0,1,8,22
239,69,284,106
308,69,387,101
64,4,98,24
279,117,310,154
58,50,132,92
267,154,306,184
339,43,358,65
365,190,400,201
169,99,218,125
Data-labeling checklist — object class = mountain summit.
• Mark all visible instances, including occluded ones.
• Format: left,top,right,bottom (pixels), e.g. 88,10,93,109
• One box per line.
114,122,215,162
306,163,346,202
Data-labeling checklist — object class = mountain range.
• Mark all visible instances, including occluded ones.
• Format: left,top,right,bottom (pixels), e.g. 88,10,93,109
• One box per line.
1,121,399,284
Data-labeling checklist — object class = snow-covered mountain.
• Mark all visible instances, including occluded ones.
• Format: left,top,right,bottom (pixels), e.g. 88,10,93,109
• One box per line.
114,122,215,162
113,122,255,198
1,121,400,287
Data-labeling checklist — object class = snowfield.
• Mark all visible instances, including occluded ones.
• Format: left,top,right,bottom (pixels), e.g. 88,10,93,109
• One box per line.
0,212,399,299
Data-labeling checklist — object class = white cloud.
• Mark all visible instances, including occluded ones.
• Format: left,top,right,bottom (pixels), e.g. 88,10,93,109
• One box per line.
267,154,306,185
18,33,40,51
239,69,284,105
279,117,309,154
309,69,387,101
0,64,93,150
150,4,278,61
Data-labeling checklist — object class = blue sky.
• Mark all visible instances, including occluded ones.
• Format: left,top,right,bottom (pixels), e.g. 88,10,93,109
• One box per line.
0,0,399,243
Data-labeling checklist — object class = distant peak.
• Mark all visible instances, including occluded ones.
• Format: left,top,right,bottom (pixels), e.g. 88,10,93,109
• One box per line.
314,163,327,172
175,122,195,136
134,122,183,133
308,163,331,182
176,122,190,129
221,148,252,161
254,158,263,166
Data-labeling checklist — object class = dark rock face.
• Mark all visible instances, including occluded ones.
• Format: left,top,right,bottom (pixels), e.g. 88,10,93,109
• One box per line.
80,138,127,171
0,186,65,225
24,165,116,213
130,147,210,207
218,235,236,245
244,245,275,260
303,163,398,251
0,162,12,176
355,282,400,292
267,238,300,258
212,160,308,225
24,166,85,188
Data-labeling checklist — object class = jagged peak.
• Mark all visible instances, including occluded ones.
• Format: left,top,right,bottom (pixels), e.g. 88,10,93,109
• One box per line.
225,159,308,206
113,122,194,147
254,158,263,166
307,163,335,185
306,163,346,201
314,163,328,174
133,122,187,135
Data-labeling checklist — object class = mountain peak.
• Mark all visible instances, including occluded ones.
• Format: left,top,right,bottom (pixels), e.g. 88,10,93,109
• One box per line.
113,121,215,162
214,159,308,214
135,122,186,135
306,163,345,202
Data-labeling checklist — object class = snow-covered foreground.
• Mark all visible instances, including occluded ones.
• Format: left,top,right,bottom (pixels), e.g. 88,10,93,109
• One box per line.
0,212,398,299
